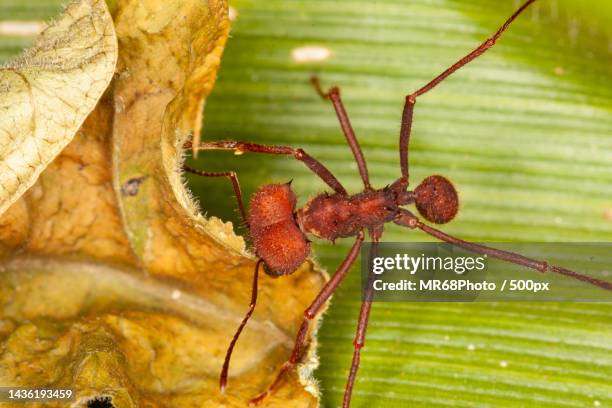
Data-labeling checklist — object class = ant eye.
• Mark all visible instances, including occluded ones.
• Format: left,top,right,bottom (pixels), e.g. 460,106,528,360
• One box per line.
414,175,459,224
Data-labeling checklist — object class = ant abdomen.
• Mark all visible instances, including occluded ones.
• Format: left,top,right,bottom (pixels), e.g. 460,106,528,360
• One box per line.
249,184,310,276
414,175,459,224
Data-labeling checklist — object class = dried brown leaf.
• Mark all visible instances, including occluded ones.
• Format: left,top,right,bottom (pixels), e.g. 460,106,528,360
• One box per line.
0,0,326,406
0,0,117,216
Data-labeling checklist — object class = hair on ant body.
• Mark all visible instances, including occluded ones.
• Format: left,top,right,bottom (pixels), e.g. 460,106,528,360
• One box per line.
184,0,611,406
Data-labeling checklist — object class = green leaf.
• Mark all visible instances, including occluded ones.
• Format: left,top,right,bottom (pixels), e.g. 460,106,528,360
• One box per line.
3,1,611,407
194,1,612,407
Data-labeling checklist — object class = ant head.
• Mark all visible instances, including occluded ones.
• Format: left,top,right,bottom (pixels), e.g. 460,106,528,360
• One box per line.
414,175,458,224
249,183,311,277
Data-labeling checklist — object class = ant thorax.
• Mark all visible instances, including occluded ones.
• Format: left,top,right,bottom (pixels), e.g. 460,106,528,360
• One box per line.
296,186,401,241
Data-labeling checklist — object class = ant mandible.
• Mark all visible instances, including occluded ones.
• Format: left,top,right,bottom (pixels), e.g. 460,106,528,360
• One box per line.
184,0,611,406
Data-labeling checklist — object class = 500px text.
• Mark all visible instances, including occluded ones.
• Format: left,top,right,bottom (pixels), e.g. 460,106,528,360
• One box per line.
373,279,550,293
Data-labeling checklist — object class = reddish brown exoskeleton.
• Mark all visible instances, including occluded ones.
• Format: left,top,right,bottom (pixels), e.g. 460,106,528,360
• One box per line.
184,0,611,406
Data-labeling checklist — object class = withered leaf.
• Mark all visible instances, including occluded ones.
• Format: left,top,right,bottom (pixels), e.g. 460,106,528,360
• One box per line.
0,0,326,406
0,0,117,216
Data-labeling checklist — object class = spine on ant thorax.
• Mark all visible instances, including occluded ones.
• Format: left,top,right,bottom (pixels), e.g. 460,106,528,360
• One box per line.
297,188,399,241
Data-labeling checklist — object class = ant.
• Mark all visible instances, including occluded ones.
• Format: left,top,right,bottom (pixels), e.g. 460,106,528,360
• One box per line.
184,0,611,406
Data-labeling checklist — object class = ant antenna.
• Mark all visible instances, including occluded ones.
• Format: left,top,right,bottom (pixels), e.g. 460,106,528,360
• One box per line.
219,259,263,392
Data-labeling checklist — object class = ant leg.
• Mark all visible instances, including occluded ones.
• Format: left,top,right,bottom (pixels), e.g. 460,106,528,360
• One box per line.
399,0,536,180
398,95,415,182
413,0,536,98
183,165,248,227
185,140,347,196
394,209,612,291
219,260,263,392
343,235,380,408
311,76,372,190
249,231,365,406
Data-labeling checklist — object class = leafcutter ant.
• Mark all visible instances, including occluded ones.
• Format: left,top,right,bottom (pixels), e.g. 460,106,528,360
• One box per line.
184,0,611,406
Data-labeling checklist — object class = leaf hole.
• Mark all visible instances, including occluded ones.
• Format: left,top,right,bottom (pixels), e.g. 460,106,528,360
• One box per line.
86,397,114,408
